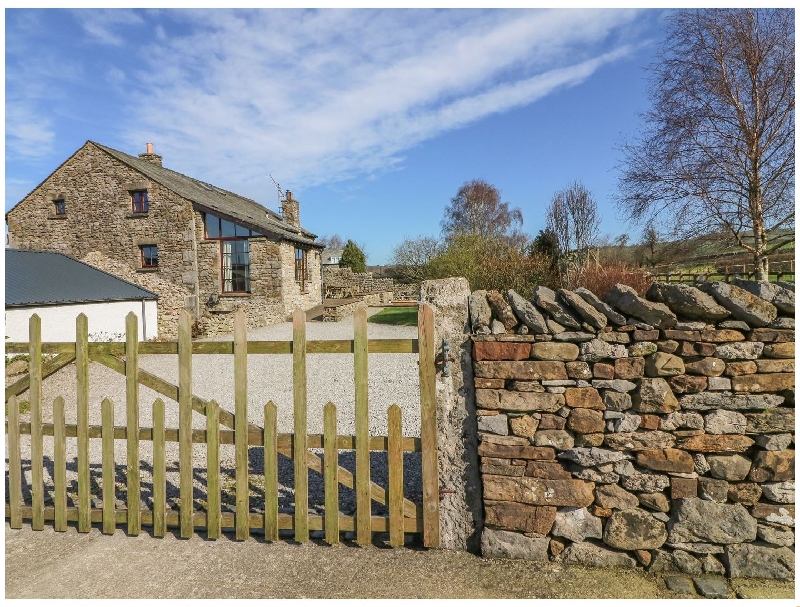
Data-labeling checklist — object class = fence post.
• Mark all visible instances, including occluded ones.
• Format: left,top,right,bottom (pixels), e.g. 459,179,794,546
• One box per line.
102,397,116,535
8,395,22,529
354,307,371,545
293,308,309,542
126,312,141,536
178,311,194,538
234,309,249,540
76,313,91,533
264,401,278,542
153,398,166,538
53,396,67,532
323,401,339,545
29,314,44,530
418,303,440,548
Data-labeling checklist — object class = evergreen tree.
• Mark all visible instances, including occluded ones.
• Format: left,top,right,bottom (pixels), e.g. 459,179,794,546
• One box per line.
340,239,366,273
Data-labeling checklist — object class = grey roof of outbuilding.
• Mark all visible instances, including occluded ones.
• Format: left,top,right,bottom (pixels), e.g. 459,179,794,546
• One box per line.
321,248,344,263
5,249,158,307
90,141,322,248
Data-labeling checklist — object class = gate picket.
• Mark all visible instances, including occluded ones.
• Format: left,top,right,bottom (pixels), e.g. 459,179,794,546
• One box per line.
323,401,339,544
29,315,44,531
418,304,441,548
354,307,371,545
292,308,309,542
126,313,141,536
178,311,193,538
234,310,249,541
387,404,403,547
76,313,91,533
102,398,115,534
8,395,22,529
153,398,166,538
263,401,278,541
206,400,221,539
53,396,67,532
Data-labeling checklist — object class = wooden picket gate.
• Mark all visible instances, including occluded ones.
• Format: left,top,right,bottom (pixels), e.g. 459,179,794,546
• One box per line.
5,306,440,547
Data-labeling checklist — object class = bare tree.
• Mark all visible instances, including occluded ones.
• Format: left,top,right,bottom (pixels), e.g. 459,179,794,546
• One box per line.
388,235,442,281
617,9,794,281
546,181,601,287
441,179,523,241
318,234,345,249
546,180,601,261
637,225,662,268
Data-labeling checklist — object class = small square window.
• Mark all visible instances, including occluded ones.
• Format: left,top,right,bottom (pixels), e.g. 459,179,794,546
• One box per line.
132,191,149,213
140,245,158,268
54,199,66,215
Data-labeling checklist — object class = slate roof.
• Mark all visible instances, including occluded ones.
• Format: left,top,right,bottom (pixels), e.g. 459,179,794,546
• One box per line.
6,249,158,307
90,141,322,248
321,248,344,264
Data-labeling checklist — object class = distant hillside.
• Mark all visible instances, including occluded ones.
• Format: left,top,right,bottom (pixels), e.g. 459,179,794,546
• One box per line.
598,228,794,275
652,229,794,271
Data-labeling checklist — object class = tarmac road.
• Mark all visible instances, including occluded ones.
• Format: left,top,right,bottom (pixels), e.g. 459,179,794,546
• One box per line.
4,523,794,600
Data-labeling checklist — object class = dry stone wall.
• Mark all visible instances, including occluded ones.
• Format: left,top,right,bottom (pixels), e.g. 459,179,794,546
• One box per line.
323,266,403,298
469,281,794,580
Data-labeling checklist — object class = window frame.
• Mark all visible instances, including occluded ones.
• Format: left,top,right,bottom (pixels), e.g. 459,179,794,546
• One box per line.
140,244,159,268
53,199,66,215
295,247,308,285
203,212,259,294
131,190,149,214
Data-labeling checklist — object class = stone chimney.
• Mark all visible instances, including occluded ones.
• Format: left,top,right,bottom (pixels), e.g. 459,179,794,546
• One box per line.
138,142,163,166
281,190,300,229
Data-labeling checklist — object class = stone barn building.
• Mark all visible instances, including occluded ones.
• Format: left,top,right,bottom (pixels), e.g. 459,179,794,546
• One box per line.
6,141,323,337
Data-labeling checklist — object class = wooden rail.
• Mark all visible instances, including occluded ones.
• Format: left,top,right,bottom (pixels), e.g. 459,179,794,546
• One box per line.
6,307,438,547
651,270,795,285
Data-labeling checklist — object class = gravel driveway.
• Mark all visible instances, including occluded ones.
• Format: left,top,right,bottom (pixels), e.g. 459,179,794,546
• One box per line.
7,308,422,521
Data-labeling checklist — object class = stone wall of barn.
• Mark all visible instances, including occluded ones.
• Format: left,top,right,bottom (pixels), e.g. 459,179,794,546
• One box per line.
468,280,794,580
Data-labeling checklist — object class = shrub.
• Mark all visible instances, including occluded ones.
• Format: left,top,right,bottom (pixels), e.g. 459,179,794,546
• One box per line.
578,262,653,298
426,234,559,294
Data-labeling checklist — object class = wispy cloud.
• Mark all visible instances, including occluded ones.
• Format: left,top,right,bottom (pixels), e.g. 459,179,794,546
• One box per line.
6,103,56,158
117,8,643,195
72,9,144,46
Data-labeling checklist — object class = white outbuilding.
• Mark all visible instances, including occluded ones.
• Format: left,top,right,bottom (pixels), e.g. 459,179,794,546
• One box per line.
5,249,158,342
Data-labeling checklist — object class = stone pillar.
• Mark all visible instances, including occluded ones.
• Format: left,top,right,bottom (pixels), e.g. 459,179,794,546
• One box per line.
420,277,483,552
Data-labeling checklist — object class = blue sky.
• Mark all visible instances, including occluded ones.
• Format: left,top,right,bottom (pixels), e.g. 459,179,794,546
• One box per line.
6,8,669,264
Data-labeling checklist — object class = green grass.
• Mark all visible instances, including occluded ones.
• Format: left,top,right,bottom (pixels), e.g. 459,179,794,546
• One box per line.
367,306,419,326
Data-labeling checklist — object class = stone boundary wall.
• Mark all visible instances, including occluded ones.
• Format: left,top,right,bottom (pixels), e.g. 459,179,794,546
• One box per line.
323,266,396,297
468,281,794,580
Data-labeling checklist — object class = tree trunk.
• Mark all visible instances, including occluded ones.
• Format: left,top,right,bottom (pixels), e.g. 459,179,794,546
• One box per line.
754,253,769,282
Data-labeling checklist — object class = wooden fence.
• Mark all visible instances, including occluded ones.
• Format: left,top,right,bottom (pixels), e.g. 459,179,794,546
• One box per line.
5,306,440,547
651,269,795,285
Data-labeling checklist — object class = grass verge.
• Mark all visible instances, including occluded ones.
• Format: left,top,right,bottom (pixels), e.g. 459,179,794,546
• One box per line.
368,306,418,326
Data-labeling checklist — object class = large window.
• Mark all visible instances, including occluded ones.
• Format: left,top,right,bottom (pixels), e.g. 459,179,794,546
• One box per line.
131,190,149,213
204,212,260,293
222,240,250,292
295,247,308,285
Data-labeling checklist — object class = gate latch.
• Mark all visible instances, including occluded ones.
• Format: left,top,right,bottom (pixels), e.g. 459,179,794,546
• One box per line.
442,338,451,377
